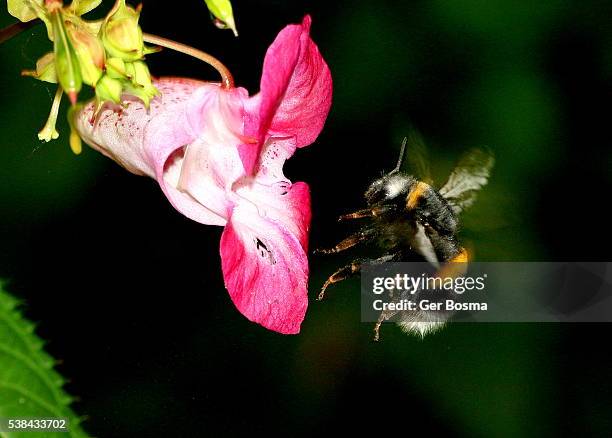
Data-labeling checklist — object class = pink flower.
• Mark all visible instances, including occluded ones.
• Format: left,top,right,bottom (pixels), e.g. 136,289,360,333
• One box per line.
75,16,332,334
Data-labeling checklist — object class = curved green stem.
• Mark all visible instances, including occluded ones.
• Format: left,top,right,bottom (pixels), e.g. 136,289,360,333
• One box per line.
0,20,234,89
142,33,234,89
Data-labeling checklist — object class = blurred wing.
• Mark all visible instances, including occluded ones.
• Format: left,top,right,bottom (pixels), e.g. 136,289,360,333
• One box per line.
439,148,494,214
403,129,432,183
413,223,440,267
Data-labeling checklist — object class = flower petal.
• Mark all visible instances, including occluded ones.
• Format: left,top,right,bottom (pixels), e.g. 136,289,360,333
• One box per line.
234,138,311,250
220,184,311,334
241,15,333,174
76,78,248,226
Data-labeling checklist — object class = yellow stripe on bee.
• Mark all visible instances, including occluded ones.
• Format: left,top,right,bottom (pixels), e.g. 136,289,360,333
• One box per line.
448,247,469,263
436,248,469,279
406,181,429,210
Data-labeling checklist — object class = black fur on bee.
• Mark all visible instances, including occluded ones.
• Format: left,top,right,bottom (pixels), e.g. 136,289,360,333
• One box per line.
363,172,461,259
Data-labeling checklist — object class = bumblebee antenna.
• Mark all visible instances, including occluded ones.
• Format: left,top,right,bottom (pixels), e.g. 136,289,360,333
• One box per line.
389,137,407,174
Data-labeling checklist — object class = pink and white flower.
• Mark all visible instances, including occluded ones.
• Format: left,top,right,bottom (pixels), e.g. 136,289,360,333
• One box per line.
75,16,332,334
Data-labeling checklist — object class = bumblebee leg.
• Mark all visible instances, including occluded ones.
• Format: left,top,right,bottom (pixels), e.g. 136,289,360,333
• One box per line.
314,228,377,255
372,252,405,341
318,260,362,301
338,205,394,222
318,252,401,301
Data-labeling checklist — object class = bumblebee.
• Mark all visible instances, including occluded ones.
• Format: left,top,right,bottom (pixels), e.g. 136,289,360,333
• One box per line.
315,132,494,340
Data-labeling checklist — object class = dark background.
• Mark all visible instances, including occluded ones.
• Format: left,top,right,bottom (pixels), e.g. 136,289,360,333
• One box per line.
1,0,612,436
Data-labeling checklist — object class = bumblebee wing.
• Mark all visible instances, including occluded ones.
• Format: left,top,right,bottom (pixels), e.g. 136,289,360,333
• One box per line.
403,129,433,184
439,148,494,214
413,223,440,266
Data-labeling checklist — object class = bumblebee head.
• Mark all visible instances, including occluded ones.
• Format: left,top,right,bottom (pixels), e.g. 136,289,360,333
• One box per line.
365,173,416,206
365,137,416,205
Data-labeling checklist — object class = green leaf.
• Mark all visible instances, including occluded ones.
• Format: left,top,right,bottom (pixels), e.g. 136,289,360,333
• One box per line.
0,282,90,438
8,0,102,23
7,0,53,39
70,0,103,17
21,52,58,84
7,0,41,22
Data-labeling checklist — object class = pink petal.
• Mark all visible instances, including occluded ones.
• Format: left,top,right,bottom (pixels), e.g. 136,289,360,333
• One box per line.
219,184,311,334
76,78,248,226
234,138,311,250
241,15,333,174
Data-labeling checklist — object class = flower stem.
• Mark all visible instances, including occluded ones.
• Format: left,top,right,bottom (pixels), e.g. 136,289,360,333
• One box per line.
142,33,234,89
1,21,234,89
0,21,35,45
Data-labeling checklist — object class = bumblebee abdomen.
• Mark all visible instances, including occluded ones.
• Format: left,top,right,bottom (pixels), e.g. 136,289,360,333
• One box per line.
405,181,458,235
375,216,418,251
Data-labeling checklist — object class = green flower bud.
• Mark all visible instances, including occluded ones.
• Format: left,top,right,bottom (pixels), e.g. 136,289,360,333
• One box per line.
52,10,82,104
105,57,128,79
21,52,57,83
204,0,238,36
101,0,145,61
125,61,155,91
95,74,123,105
66,20,105,86
124,61,158,107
